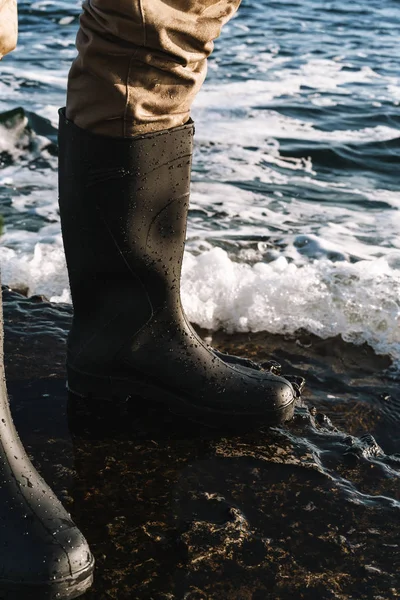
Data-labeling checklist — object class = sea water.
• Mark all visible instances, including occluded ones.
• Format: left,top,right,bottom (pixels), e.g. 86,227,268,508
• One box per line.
0,0,400,367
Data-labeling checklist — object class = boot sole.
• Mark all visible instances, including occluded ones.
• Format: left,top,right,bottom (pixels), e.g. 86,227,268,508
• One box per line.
67,366,295,427
0,558,94,600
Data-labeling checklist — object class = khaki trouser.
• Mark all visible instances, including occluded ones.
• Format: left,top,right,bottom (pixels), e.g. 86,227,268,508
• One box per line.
0,0,240,136
66,0,241,136
1,0,240,136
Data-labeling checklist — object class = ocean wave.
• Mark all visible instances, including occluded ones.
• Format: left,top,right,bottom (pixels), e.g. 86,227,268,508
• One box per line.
1,242,400,367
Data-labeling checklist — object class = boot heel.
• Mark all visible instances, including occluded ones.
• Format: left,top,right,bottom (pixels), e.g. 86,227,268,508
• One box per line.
66,365,147,402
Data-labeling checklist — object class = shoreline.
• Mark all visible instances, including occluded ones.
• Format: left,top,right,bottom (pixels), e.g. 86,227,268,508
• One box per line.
5,285,397,445
3,286,399,599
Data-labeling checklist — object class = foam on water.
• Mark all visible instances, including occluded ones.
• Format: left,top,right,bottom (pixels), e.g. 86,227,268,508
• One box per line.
0,115,31,161
1,236,400,367
182,248,400,359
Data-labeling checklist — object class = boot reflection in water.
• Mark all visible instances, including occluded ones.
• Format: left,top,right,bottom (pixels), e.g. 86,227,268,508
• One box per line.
61,0,304,429
0,288,94,599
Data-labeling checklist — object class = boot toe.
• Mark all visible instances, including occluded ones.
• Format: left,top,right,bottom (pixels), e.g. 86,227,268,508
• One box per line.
0,524,94,599
52,525,94,582
240,369,296,416
194,364,296,426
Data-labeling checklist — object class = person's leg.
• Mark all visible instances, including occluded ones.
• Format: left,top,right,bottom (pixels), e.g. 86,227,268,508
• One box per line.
66,0,240,136
0,8,94,600
0,286,94,599
59,0,302,428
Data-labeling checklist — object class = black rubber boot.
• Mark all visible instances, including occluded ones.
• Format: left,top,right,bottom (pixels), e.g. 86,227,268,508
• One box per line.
58,109,300,428
0,290,94,599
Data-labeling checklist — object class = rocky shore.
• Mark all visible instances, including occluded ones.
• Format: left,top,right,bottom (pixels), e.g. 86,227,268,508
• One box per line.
4,287,399,600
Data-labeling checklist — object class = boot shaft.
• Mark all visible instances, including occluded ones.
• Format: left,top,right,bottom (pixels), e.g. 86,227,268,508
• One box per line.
58,111,194,365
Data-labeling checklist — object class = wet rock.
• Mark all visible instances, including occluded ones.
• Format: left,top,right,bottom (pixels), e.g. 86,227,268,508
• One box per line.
344,434,384,462
2,290,399,599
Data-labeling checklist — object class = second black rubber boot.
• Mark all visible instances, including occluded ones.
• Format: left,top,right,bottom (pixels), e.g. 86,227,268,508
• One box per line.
0,289,94,599
58,110,297,428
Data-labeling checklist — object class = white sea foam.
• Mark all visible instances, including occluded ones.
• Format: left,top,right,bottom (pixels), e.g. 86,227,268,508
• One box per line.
194,96,398,147
0,66,67,90
1,240,399,365
181,248,400,363
195,60,382,111
0,239,67,301
0,115,31,161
